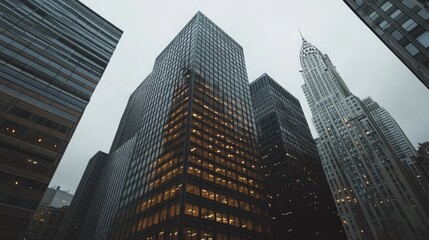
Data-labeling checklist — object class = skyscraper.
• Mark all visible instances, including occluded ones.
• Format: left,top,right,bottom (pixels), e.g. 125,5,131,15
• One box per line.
362,97,416,159
343,0,429,89
56,151,109,240
250,74,347,240
0,1,122,238
300,37,429,240
362,96,429,201
84,12,270,240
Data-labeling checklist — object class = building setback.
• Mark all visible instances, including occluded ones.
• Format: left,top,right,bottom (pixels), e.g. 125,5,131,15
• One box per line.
56,151,109,240
300,37,429,240
250,74,347,240
343,0,429,89
79,138,135,240
362,97,429,197
0,1,122,238
84,12,270,240
361,97,416,159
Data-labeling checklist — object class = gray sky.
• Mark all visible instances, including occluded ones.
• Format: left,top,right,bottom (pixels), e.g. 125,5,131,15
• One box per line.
51,0,429,193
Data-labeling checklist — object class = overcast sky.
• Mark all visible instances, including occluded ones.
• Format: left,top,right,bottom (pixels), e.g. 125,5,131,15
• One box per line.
50,0,429,193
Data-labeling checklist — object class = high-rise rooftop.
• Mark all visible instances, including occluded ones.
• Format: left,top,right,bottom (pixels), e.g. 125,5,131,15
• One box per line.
81,12,270,240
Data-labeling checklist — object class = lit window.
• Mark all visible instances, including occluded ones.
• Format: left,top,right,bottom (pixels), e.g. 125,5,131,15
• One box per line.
417,31,429,48
401,19,417,31
405,43,419,56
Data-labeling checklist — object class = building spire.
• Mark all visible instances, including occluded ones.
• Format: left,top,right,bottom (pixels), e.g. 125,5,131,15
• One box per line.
298,28,305,42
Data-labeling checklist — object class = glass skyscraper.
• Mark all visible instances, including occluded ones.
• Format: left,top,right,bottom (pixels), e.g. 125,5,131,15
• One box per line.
56,151,109,240
250,74,347,240
83,12,270,240
344,0,429,89
0,1,122,238
300,37,429,240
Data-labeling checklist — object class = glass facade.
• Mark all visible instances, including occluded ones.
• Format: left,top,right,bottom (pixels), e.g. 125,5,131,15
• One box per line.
0,1,122,238
344,0,429,89
86,12,270,240
56,151,109,240
250,74,347,240
300,37,429,240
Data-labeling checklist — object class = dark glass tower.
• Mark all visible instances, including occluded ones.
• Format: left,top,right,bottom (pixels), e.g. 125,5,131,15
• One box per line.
85,12,270,240
56,151,109,240
0,1,122,238
344,0,429,89
250,74,347,240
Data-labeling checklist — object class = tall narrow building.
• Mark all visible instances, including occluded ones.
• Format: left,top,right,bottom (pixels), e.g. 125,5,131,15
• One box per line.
56,151,109,240
343,0,429,89
0,1,122,238
300,37,429,240
84,12,270,240
250,74,347,240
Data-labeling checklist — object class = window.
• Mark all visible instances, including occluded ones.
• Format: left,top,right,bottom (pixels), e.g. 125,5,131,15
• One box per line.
401,0,416,8
417,31,429,48
390,9,402,19
355,0,364,6
405,43,419,56
369,11,380,21
418,9,429,20
379,20,391,30
391,30,404,40
401,19,417,31
381,1,393,11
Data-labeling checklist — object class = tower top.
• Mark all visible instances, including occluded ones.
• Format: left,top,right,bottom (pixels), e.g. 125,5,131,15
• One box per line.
299,35,322,66
298,28,305,42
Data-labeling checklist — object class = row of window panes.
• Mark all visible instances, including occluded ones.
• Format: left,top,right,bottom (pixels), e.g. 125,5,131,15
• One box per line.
186,183,262,214
146,167,183,193
138,184,182,213
184,203,268,234
136,204,180,233
187,166,261,199
0,120,64,152
188,154,260,189
184,226,247,240
189,132,256,172
189,145,256,177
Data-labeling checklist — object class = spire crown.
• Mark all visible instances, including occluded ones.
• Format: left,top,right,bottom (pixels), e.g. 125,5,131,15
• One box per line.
298,28,305,42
